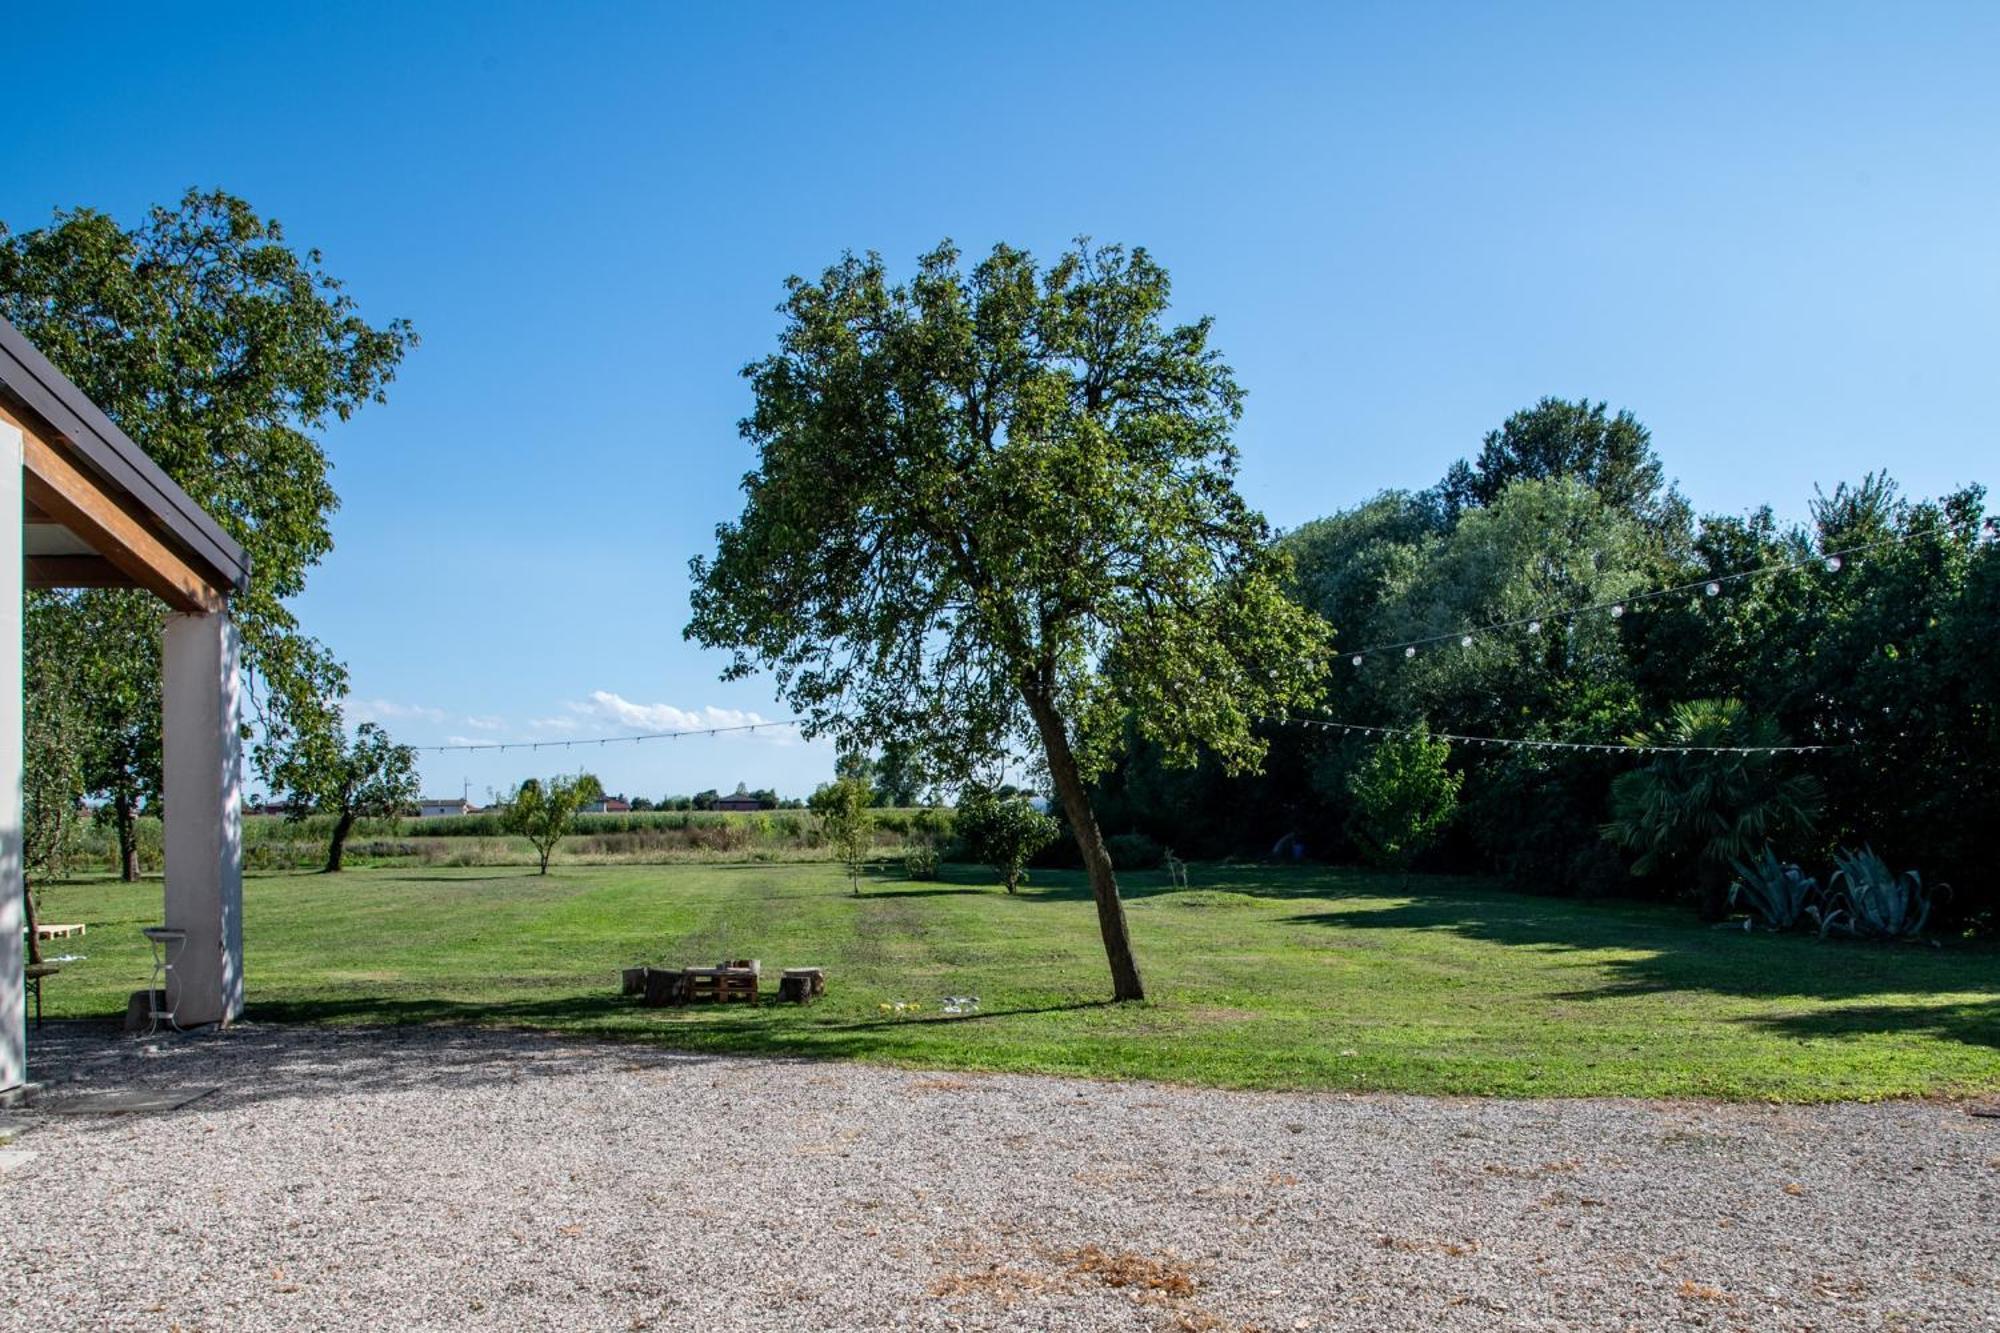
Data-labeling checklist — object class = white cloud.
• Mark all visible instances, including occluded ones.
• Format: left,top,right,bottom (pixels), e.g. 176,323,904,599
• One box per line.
349,697,446,725
564,690,800,741
529,716,582,733
462,715,506,731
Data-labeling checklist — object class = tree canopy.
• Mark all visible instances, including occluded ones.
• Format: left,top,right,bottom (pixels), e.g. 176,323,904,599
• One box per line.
688,239,1328,998
1,189,415,789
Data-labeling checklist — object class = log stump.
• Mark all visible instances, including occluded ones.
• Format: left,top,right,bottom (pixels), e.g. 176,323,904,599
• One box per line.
622,967,649,997
642,969,687,1008
779,967,826,1004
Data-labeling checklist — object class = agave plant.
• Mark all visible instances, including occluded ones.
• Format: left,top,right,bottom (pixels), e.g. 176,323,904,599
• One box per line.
1727,847,1821,930
1823,846,1944,940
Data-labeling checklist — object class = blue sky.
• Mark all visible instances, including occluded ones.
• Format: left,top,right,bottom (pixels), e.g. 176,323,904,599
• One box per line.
7,2,1996,802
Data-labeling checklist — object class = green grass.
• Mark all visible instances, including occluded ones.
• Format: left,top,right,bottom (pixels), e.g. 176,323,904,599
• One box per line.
30,862,2000,1101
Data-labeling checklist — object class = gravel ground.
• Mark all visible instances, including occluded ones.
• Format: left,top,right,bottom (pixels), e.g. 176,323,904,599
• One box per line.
0,1023,1994,1332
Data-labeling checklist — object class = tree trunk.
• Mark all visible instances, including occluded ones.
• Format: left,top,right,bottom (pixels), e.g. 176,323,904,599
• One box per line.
1023,688,1146,1002
116,788,139,882
324,809,356,873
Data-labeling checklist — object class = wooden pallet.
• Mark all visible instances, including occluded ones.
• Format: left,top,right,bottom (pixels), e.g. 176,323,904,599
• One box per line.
34,923,85,939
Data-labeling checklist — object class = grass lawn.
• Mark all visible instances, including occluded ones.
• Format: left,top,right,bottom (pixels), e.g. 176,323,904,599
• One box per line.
29,861,2000,1101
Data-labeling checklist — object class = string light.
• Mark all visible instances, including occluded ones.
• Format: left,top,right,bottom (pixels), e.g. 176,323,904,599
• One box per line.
412,719,804,754
1705,581,1721,597
1263,712,1845,757
1609,603,1625,619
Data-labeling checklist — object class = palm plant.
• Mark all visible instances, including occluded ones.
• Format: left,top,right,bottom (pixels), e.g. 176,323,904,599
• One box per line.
1602,699,1823,917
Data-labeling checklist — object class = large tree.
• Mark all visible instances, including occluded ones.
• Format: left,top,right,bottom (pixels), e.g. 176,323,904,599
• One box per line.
1439,396,1688,541
686,239,1328,1000
1,190,415,787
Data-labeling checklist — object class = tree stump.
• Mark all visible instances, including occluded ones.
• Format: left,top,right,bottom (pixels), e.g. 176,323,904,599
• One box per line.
779,967,825,1003
622,967,649,997
642,969,686,1008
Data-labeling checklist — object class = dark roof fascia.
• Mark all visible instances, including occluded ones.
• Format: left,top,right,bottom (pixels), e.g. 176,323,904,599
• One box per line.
0,314,251,593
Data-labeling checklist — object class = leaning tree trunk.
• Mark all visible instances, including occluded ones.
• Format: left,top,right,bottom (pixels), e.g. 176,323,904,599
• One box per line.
1023,689,1146,1002
115,788,139,882
324,809,357,873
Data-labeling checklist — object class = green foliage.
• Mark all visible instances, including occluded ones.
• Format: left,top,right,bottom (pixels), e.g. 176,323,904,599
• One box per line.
1823,847,1942,940
903,843,941,881
1345,722,1462,874
686,238,1329,998
502,772,605,875
1105,832,1165,871
1439,396,1688,539
1,189,414,789
1603,700,1823,913
809,776,873,894
955,786,1060,892
1727,847,1823,931
274,718,422,872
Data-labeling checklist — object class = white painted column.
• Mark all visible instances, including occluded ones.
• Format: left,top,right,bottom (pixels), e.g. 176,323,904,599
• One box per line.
0,422,23,1089
161,609,244,1026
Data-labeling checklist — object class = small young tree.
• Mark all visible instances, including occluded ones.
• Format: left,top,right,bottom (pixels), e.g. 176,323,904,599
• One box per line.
956,786,1060,893
810,775,873,895
276,718,422,872
1346,723,1461,881
503,772,604,876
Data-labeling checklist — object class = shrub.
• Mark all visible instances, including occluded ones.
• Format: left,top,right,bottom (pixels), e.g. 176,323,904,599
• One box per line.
1821,846,1945,940
956,787,1061,892
904,843,941,881
1727,847,1823,931
1106,832,1164,871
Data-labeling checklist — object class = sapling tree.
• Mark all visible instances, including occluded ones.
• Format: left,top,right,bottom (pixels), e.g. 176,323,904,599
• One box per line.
810,775,873,895
687,239,1328,1000
955,785,1059,894
503,772,604,875
1346,722,1461,880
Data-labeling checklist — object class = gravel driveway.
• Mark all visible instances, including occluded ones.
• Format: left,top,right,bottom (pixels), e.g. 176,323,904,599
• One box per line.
0,1023,1993,1331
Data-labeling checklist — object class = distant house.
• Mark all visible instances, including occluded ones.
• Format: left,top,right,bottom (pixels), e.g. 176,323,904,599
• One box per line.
418,797,474,819
584,797,633,814
713,783,763,813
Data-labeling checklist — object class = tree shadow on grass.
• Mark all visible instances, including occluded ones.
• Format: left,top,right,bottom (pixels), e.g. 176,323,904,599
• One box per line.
1287,889,2000,1008
1737,999,2000,1052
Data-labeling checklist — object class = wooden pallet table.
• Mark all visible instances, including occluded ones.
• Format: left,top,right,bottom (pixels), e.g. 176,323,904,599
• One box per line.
683,961,759,1006
33,923,85,939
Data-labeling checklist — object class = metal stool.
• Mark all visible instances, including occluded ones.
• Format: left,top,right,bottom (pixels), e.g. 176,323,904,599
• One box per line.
139,927,187,1035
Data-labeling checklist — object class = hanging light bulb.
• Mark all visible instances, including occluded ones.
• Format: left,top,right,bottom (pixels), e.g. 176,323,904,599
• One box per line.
1460,634,1474,648
1824,554,1843,572
1527,620,1542,634
1404,645,1417,659
1351,654,1364,667
1609,603,1625,619
1705,581,1721,597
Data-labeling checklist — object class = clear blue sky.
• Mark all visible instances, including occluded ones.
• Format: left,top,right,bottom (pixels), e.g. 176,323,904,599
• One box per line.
8,2,1996,802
